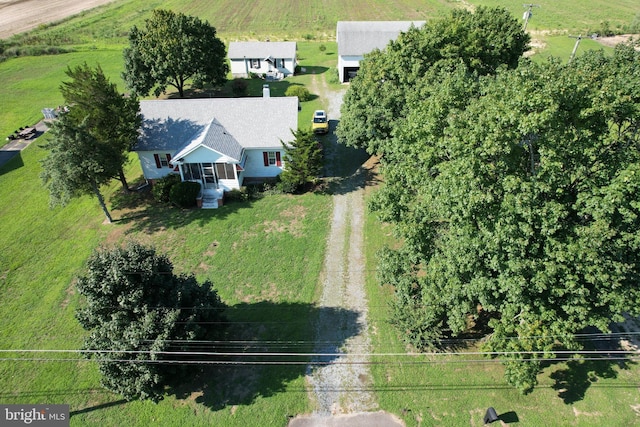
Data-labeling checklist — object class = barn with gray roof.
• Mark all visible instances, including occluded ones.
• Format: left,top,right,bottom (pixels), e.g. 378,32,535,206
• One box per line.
336,21,425,83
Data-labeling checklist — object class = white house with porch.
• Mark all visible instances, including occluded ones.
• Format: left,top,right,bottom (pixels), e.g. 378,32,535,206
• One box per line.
228,41,297,79
336,21,425,83
133,88,298,208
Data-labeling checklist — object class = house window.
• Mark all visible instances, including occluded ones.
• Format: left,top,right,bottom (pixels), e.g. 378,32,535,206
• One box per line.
154,153,172,168
183,163,202,180
215,163,235,180
276,58,284,68
251,58,260,69
263,151,282,167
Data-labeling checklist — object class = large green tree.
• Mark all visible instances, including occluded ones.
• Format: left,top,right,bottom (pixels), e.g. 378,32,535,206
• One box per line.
41,117,117,223
60,63,141,191
336,6,530,155
76,242,227,401
373,45,640,392
123,9,228,98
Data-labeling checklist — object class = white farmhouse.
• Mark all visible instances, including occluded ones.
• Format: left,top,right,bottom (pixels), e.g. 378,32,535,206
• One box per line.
228,41,297,80
132,87,298,208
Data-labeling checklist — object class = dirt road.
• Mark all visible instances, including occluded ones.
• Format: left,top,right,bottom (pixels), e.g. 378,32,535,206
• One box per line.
289,76,403,427
0,0,115,39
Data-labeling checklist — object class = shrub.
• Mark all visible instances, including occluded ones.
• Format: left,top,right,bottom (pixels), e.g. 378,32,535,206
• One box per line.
280,129,323,193
169,181,201,208
276,180,298,194
231,78,248,97
326,67,340,85
225,188,249,202
285,85,311,102
152,174,180,203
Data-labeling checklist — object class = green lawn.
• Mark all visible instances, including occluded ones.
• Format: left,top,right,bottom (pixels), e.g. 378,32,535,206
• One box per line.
532,35,612,63
1,0,639,425
2,0,637,140
0,47,125,142
0,132,332,425
0,37,345,426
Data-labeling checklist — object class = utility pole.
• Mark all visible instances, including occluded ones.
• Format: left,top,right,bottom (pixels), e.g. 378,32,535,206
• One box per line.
568,35,583,62
522,4,540,31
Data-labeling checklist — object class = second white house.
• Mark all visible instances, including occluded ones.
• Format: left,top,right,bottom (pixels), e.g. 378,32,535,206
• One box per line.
228,41,297,80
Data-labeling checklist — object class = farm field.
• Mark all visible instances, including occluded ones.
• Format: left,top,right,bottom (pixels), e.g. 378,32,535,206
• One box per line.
1,1,640,426
1,0,638,140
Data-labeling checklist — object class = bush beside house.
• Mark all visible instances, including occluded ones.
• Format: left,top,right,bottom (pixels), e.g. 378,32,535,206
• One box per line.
152,174,181,203
169,181,201,208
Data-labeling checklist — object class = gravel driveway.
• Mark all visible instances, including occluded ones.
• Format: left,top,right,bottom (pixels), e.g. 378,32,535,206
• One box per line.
289,75,404,427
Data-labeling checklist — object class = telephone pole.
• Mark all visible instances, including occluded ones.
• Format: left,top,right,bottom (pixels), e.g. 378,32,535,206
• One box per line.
568,35,583,62
522,4,540,31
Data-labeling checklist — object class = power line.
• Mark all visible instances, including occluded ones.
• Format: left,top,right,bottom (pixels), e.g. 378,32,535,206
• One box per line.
0,349,637,357
2,331,637,349
0,356,638,366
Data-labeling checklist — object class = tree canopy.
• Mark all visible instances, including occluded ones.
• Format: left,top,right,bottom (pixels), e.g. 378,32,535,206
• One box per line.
76,242,227,401
41,115,116,222
41,63,140,222
336,6,530,155
372,44,640,392
60,63,141,191
123,9,228,98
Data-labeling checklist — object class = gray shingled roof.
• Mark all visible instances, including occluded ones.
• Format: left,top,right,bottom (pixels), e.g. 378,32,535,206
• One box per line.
133,97,299,156
337,21,425,56
228,41,296,59
172,118,244,162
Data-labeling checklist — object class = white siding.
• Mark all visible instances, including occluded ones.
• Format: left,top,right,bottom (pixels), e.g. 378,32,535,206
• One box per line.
229,59,249,77
137,151,176,180
338,55,363,82
179,146,225,164
230,57,295,78
218,179,240,191
284,57,296,75
243,148,285,178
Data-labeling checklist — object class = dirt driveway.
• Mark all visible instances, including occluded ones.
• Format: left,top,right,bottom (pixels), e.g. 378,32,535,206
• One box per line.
0,0,116,39
288,75,404,427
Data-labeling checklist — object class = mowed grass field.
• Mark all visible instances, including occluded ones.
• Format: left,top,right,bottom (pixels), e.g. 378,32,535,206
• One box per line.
0,37,338,426
1,0,640,426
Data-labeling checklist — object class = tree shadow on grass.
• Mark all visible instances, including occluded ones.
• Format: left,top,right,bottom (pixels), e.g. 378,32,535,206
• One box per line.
110,194,255,234
549,332,636,404
299,66,329,75
168,301,361,411
550,357,635,404
118,201,253,234
320,119,370,181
